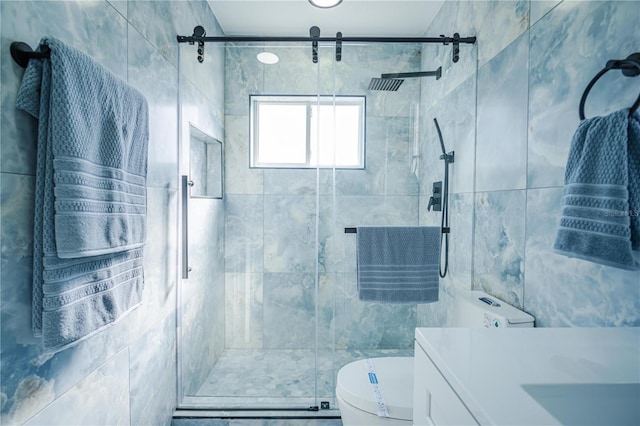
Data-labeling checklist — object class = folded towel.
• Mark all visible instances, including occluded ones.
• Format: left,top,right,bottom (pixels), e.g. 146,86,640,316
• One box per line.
553,109,639,270
628,113,640,250
357,227,440,303
16,37,149,350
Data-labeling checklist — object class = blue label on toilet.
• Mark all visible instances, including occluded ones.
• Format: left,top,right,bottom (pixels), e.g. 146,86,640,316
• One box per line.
368,373,378,384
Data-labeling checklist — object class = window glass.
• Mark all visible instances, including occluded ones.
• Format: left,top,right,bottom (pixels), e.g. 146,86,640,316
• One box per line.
250,95,365,169
257,103,307,165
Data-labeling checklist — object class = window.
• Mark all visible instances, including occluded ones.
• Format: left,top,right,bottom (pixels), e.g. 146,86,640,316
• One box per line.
249,95,365,169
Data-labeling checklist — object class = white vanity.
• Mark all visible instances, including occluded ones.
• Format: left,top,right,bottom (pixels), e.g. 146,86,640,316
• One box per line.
413,327,640,425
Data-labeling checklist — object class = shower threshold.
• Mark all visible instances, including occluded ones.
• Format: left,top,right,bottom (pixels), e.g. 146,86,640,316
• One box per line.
179,348,412,411
172,408,342,426
174,408,341,418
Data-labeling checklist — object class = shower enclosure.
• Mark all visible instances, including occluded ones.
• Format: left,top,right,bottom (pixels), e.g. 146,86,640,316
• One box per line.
176,30,477,412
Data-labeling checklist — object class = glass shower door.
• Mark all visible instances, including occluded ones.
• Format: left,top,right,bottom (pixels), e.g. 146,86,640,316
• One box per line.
176,38,227,406
177,40,332,410
316,41,423,409
177,36,431,412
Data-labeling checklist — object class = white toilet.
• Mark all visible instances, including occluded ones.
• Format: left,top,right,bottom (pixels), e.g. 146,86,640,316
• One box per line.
335,290,535,425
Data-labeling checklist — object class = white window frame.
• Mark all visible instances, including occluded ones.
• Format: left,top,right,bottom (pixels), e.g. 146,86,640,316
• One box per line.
249,95,366,169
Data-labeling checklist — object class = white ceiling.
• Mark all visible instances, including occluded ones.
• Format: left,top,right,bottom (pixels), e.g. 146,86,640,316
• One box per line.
207,0,445,37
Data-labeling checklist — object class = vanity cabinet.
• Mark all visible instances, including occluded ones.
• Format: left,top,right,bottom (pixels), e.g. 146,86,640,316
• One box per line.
413,327,640,426
413,340,478,426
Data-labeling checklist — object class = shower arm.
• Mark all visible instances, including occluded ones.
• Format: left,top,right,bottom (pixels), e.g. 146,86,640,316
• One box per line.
381,67,442,81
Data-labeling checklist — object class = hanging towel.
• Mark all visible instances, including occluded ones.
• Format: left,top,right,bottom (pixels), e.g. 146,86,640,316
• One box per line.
553,109,640,270
16,37,149,351
357,227,440,303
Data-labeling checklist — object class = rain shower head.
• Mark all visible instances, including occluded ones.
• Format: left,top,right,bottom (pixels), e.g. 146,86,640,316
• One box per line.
367,66,442,91
368,78,404,91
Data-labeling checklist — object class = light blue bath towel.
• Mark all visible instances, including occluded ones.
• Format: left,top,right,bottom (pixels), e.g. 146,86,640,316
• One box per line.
554,109,640,270
357,227,440,303
16,37,149,350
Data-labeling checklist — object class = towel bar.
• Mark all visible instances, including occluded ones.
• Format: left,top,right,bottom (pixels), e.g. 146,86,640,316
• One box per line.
579,52,640,120
345,226,450,234
10,42,50,68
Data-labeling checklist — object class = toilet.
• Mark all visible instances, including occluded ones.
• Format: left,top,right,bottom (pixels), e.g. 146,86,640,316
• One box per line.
335,290,535,425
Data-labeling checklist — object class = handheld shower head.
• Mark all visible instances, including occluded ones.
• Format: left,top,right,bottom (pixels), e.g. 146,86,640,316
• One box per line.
433,117,454,163
433,118,447,156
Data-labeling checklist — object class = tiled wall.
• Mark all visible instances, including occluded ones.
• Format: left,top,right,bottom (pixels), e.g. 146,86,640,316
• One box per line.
417,0,640,327
0,1,225,424
223,43,424,351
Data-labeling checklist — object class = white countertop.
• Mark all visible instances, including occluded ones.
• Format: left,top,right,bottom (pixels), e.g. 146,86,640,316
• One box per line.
415,327,640,426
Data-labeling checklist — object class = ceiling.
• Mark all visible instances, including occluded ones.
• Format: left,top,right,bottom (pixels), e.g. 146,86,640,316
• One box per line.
207,1,445,37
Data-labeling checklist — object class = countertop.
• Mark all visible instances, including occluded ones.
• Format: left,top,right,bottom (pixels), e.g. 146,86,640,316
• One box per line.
415,327,640,425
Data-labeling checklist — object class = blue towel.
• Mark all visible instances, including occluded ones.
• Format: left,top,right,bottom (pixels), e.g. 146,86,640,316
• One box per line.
16,37,149,350
356,227,440,303
553,109,640,270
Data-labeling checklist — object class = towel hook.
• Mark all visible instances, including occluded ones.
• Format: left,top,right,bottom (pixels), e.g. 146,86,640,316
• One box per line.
579,52,640,120
10,42,50,68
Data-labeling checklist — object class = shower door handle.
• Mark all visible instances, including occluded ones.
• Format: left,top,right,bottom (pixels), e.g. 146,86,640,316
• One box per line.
181,175,191,279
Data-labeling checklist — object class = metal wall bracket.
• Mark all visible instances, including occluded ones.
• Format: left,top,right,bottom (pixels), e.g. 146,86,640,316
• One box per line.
440,151,455,164
452,32,461,63
440,33,463,63
335,32,342,62
192,26,206,63
579,52,640,119
310,26,320,63
10,41,50,68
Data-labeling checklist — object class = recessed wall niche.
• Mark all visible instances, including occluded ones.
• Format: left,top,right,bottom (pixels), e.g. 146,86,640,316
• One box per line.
189,125,223,199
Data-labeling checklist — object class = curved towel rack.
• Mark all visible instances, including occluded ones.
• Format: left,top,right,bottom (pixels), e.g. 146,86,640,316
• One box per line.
579,52,640,120
10,41,50,68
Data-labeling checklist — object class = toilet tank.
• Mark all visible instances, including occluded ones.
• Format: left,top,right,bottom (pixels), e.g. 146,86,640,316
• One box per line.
453,290,534,328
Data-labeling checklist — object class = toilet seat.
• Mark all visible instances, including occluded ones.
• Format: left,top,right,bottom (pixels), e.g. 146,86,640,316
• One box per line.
336,357,413,421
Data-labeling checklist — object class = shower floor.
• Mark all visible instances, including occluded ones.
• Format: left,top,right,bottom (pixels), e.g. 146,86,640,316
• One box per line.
186,348,412,409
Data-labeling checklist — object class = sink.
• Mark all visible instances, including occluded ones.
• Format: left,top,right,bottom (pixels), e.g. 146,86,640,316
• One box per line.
522,383,640,426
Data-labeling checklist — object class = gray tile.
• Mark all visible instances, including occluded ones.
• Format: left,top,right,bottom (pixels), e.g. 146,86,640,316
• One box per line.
128,25,178,189
24,350,130,426
476,34,529,192
263,273,316,349
473,191,526,309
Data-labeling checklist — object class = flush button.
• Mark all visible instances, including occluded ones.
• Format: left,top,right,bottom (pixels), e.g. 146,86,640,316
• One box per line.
479,296,501,307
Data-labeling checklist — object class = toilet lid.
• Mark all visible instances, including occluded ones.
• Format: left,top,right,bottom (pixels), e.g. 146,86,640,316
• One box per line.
336,357,413,421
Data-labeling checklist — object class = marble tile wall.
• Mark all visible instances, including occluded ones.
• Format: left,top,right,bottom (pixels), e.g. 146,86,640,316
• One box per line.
224,43,422,351
417,0,640,328
0,0,225,424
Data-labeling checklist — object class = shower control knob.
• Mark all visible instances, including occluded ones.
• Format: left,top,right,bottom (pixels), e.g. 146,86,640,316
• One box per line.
187,180,195,187
427,197,435,211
